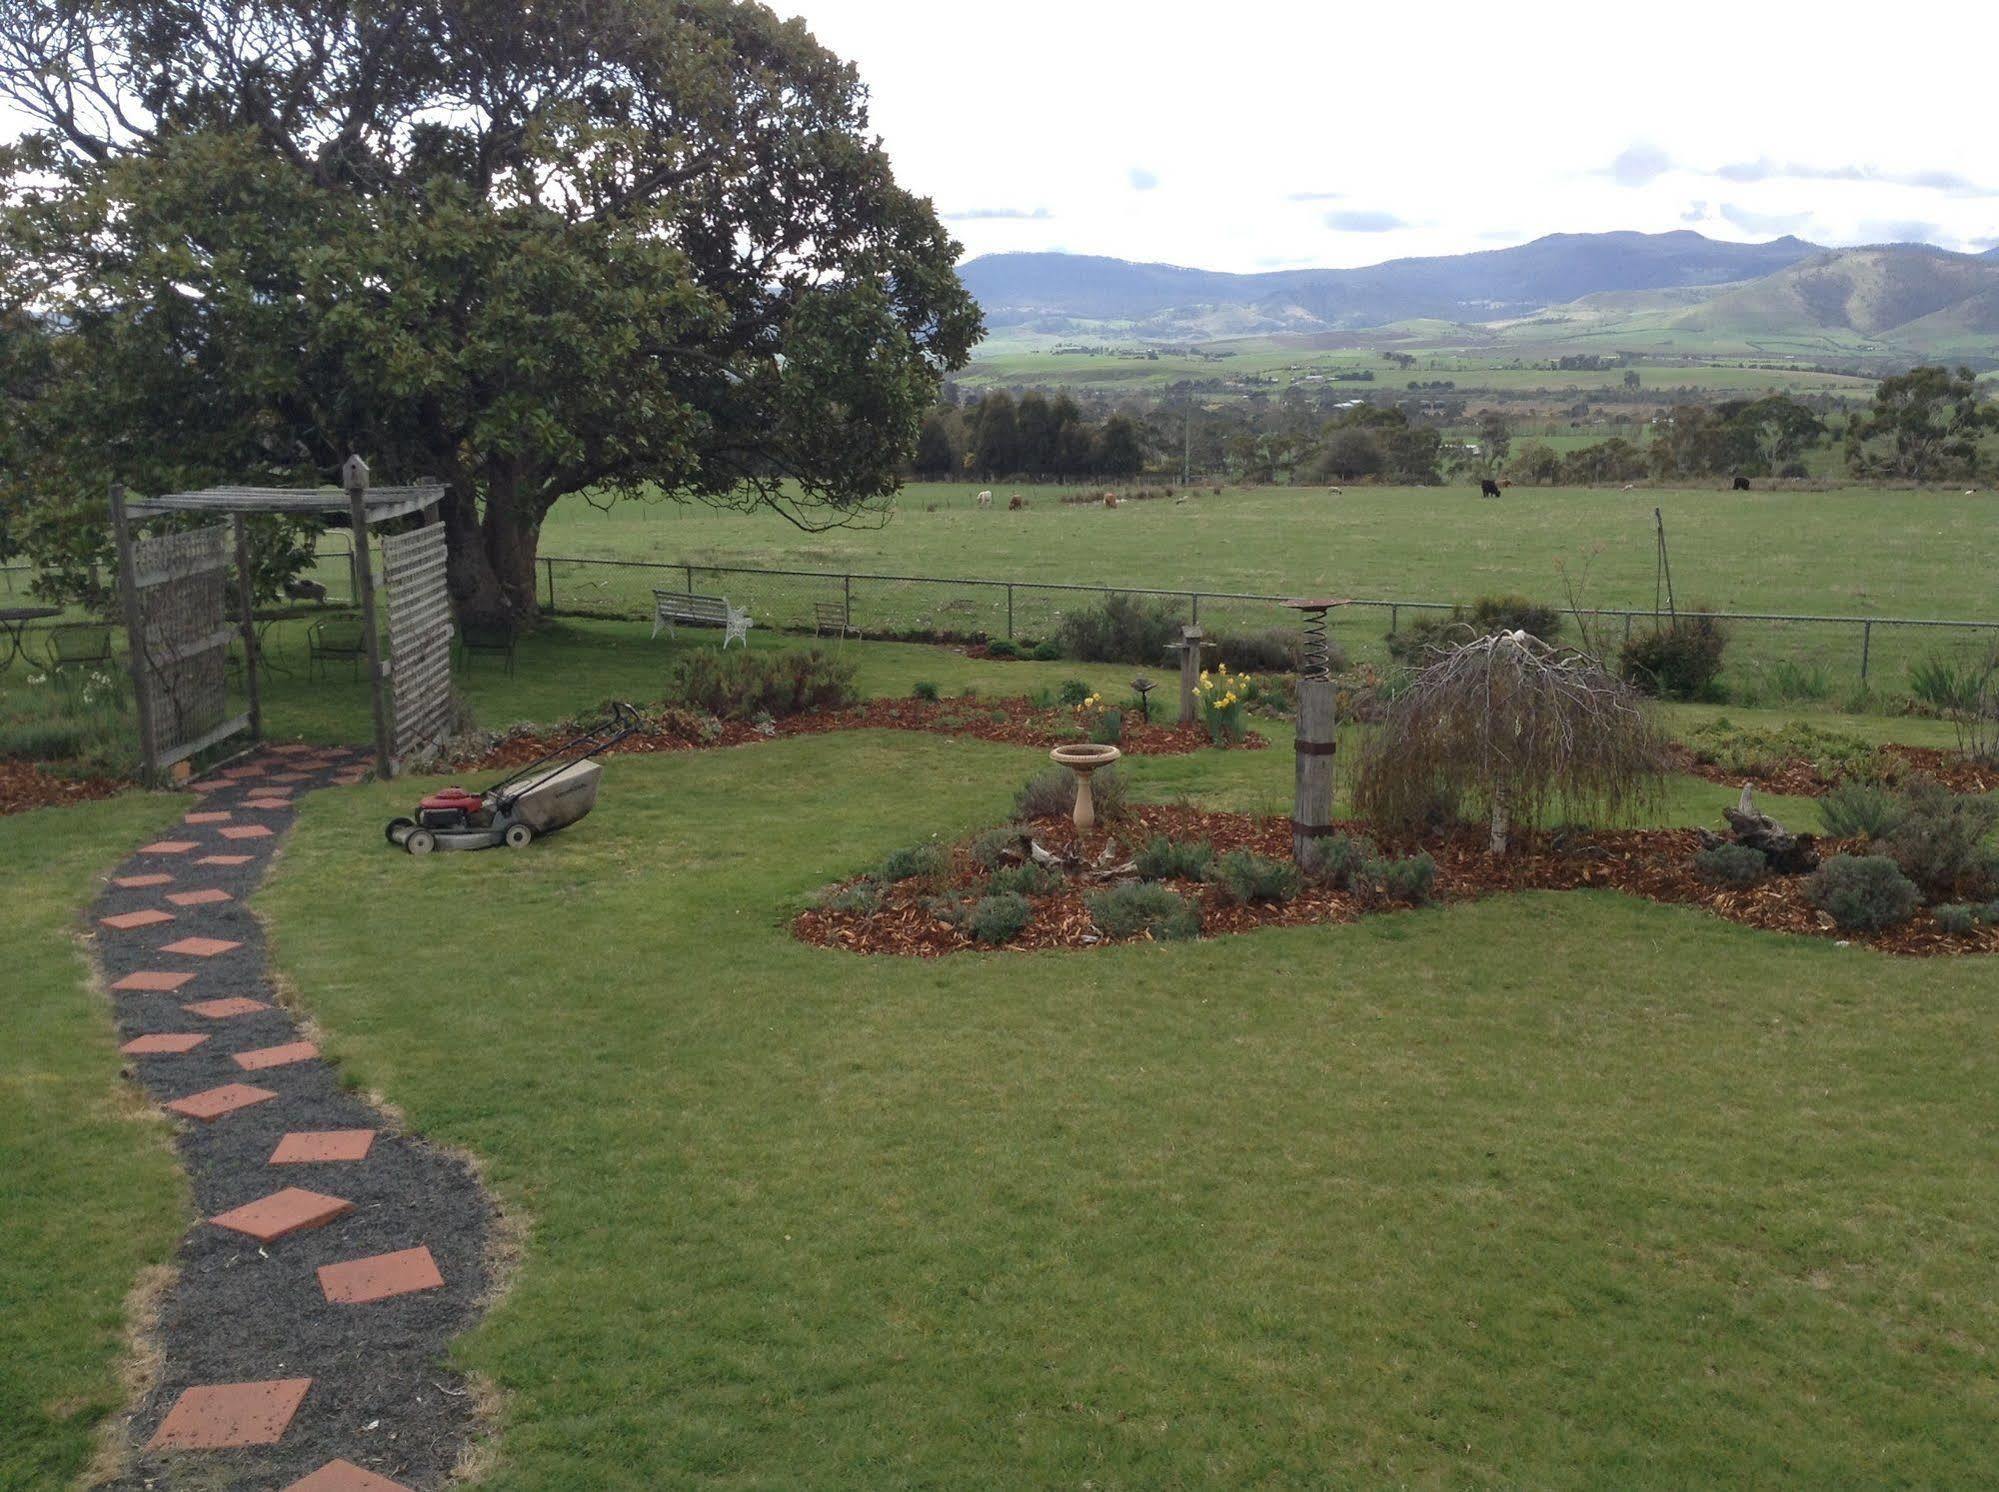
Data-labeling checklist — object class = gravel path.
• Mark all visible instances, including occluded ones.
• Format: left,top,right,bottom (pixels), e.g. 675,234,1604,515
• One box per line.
89,745,494,1491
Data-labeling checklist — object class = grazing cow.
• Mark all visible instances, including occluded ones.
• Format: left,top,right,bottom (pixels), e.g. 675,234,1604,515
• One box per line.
1479,478,1502,499
1326,486,1343,496
1103,494,1119,508
1008,494,1026,511
1732,476,1752,491
1620,483,1636,491
283,576,329,603
976,489,992,509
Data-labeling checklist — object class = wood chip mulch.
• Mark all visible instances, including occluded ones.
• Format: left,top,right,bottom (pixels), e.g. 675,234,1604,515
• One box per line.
1671,742,1999,798
795,804,1998,960
461,696,1261,771
0,757,126,816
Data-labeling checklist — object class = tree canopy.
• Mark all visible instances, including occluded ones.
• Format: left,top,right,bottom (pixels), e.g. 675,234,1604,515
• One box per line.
0,1,982,618
1845,366,1997,483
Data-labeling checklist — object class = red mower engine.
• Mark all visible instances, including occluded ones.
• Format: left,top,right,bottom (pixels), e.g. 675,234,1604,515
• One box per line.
416,787,489,830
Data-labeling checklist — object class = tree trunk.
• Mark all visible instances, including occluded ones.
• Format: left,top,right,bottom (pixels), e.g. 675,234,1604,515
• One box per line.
440,472,545,625
1489,788,1509,855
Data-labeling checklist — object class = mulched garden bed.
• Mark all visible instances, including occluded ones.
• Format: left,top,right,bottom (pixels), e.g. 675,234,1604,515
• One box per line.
461,695,1262,771
1672,742,1999,798
0,756,127,815
795,803,1998,960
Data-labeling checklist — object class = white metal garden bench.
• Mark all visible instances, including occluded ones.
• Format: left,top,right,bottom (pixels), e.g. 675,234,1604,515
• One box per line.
651,589,752,648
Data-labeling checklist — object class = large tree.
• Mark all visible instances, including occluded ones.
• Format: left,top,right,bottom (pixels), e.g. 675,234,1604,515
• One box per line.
0,1,981,620
1845,366,1997,484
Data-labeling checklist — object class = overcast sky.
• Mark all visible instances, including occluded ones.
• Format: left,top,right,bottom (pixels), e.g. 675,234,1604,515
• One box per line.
788,0,1999,271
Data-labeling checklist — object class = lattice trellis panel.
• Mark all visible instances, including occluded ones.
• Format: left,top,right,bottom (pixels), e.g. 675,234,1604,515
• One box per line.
381,524,455,763
131,523,239,766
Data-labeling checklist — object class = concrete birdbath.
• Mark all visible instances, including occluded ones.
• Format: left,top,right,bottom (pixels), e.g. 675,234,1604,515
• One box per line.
1049,742,1122,830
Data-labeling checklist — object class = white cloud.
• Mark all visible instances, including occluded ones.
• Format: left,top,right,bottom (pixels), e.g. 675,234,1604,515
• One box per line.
1719,203,1816,235
1608,144,1674,188
725,3,1999,271
939,207,1052,221
1127,167,1159,192
1324,209,1406,233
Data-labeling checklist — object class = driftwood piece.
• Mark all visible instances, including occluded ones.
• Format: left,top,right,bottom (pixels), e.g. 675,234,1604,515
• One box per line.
1701,784,1820,874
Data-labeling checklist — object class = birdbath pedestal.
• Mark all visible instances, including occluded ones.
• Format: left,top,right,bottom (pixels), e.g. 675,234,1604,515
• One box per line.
1049,742,1122,831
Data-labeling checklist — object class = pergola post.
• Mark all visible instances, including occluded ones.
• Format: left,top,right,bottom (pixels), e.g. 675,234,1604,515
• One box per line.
231,514,262,742
345,455,394,778
108,480,161,784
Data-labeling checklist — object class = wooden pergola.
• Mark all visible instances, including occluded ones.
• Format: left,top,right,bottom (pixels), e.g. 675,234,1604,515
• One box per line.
112,456,448,781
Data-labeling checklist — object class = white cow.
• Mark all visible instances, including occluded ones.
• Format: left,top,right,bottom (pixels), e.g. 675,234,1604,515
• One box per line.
976,489,992,509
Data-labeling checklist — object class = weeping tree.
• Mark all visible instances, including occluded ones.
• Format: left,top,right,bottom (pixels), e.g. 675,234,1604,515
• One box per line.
1354,630,1669,853
0,1,982,622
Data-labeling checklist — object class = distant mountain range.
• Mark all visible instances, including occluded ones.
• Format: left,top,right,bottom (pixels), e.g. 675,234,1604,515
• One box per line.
960,232,1999,360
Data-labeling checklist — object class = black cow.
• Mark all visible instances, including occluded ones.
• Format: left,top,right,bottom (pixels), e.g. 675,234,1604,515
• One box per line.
1479,478,1502,499
1731,476,1751,492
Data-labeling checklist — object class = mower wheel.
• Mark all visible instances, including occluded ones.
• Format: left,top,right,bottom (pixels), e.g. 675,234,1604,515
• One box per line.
404,828,437,856
385,816,415,846
503,822,534,849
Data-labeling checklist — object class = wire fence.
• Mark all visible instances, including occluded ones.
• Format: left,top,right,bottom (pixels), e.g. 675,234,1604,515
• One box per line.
11,549,1999,697
525,552,1999,691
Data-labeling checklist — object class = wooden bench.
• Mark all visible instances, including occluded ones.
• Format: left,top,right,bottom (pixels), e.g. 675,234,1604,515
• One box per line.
651,590,751,648
813,600,851,639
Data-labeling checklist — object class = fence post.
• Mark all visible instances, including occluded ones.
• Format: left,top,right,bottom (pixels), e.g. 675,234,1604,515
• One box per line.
1622,613,1633,643
1189,593,1200,626
844,573,852,630
542,557,556,614
1861,621,1872,682
685,563,694,593
1389,604,1399,634
1006,584,1014,640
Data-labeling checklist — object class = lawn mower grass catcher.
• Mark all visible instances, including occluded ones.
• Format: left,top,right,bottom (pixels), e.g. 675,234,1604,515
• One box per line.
386,701,640,854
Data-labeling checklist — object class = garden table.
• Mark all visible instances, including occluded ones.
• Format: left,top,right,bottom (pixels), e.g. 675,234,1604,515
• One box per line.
0,606,60,675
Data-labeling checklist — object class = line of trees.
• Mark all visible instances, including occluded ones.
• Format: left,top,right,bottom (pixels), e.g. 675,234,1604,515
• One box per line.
914,392,1146,480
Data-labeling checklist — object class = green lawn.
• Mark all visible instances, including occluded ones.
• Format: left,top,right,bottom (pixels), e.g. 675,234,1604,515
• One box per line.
515,482,1999,691
0,793,188,1488
253,731,1999,1488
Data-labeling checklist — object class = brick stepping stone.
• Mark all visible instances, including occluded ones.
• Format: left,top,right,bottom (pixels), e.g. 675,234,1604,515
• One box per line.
114,969,197,993
101,908,175,930
185,996,270,1018
195,853,255,866
188,779,227,794
147,1377,312,1450
120,1032,210,1055
318,1245,444,1305
219,823,276,840
161,936,241,957
164,1082,277,1122
271,1130,377,1164
184,811,232,824
284,1458,414,1491
234,1040,319,1071
209,1186,354,1243
113,873,174,888
221,765,267,779
245,798,293,809
166,888,233,907
138,840,200,855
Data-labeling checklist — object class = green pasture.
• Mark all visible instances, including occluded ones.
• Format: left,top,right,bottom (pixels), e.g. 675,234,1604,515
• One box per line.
514,482,1999,693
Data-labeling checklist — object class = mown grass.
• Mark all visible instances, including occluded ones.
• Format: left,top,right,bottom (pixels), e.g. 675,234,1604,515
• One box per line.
0,792,188,1488
263,731,1999,1487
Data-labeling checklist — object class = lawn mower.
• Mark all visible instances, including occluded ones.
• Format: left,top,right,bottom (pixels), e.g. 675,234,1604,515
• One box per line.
385,702,641,854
